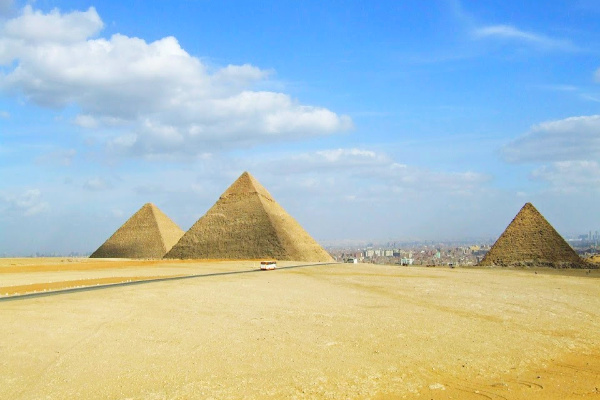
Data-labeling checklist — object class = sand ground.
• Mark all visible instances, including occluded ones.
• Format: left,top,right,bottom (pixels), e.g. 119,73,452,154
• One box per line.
1,258,599,399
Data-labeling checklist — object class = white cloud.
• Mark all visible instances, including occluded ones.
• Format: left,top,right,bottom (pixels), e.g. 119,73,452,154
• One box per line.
73,114,99,129
503,115,600,194
212,64,272,89
316,148,381,163
0,110,8,118
257,148,490,196
3,6,102,44
0,6,352,158
531,161,600,193
503,115,600,163
277,148,389,173
473,24,576,51
595,68,600,82
0,188,49,216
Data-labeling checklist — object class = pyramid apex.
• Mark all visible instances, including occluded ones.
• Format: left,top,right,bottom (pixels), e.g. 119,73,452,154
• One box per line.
221,171,273,200
141,203,160,214
517,202,543,217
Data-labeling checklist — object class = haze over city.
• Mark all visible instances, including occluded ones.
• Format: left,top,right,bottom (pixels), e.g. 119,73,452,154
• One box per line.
1,0,599,255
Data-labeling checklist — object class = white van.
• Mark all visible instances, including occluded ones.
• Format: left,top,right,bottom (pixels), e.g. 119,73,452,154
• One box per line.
260,260,277,270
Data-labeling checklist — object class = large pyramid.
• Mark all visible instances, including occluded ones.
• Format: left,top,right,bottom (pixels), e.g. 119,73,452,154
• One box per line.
165,172,333,262
479,203,585,268
90,203,184,259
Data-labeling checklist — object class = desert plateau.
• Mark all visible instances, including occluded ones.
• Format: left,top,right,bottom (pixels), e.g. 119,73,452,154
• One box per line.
1,258,599,399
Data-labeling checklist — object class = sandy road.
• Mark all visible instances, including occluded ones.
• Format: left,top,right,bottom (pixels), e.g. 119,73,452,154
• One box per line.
0,261,337,300
1,260,599,399
0,258,307,297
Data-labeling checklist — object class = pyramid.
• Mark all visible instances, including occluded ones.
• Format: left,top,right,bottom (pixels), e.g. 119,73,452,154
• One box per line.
164,172,333,262
479,203,585,268
90,203,184,259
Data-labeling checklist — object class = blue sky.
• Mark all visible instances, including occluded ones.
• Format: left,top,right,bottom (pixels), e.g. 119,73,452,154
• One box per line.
1,0,599,255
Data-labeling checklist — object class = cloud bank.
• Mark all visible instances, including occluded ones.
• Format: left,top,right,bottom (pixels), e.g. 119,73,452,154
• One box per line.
504,115,600,193
0,6,352,158
503,115,600,163
0,188,49,217
258,148,491,198
531,161,600,193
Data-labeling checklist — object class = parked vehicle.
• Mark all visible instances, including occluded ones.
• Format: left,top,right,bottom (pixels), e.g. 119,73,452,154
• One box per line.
260,260,277,270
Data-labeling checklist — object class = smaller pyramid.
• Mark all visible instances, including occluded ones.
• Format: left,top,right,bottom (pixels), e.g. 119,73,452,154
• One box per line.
90,203,184,259
165,172,333,262
479,203,585,268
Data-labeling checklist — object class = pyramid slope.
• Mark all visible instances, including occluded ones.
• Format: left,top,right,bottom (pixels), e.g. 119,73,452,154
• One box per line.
479,203,584,268
151,205,187,254
90,203,184,259
165,172,333,262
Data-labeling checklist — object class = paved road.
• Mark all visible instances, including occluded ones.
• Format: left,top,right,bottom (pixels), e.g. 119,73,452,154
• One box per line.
0,262,339,303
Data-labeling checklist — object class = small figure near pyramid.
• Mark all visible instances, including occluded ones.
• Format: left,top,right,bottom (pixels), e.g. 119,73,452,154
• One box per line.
90,203,184,259
479,202,586,268
165,172,333,262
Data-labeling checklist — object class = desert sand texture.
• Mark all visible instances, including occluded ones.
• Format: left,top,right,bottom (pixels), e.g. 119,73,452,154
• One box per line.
1,259,600,399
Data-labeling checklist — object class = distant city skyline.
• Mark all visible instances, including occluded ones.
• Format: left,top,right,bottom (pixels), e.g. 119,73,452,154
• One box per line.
1,0,599,255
